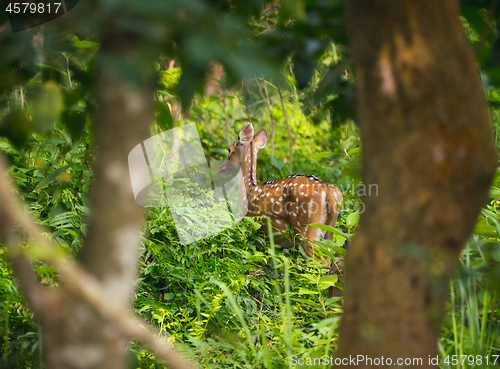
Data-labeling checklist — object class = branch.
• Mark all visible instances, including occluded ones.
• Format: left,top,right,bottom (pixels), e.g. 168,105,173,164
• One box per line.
262,78,276,157
0,155,195,369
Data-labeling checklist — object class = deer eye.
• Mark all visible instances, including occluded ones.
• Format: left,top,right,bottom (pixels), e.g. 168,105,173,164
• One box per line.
227,148,231,154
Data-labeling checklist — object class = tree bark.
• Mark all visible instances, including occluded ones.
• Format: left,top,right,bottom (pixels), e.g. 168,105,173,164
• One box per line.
37,32,155,369
336,0,497,366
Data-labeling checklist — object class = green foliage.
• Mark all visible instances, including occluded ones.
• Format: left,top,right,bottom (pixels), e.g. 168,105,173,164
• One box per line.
0,250,43,368
0,0,500,368
131,212,344,368
439,237,500,369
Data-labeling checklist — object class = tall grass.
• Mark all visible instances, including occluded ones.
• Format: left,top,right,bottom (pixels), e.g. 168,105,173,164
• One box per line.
440,239,500,369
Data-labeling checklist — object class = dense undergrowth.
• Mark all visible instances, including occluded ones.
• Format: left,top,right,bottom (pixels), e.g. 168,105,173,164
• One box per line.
1,17,500,369
1,108,500,368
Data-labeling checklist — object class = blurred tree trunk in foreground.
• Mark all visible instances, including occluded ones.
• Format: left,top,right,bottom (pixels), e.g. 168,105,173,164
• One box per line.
58,33,155,369
336,0,497,366
39,32,155,369
0,31,166,369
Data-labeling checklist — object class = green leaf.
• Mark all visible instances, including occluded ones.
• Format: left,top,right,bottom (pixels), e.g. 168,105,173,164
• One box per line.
34,165,72,191
340,139,351,151
483,208,498,219
318,274,338,290
309,222,348,238
300,274,318,284
297,288,318,295
60,51,73,58
312,317,341,330
74,40,101,49
156,101,173,131
345,212,360,229
316,239,346,257
311,152,334,160
287,74,298,88
43,138,66,145
492,170,500,188
243,217,262,230
489,187,500,197
35,63,68,77
314,240,337,259
491,243,500,262
48,204,66,218
270,156,285,170
157,90,175,97
290,298,320,306
62,111,86,142
474,223,499,238
330,245,346,257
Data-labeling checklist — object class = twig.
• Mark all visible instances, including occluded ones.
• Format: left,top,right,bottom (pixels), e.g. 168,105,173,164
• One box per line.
244,83,252,123
224,98,231,145
20,85,24,109
65,56,73,88
262,79,276,156
475,0,499,58
278,87,293,174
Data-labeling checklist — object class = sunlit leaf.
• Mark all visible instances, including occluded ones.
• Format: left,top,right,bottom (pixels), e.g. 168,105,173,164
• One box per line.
309,222,348,238
318,274,338,290
345,212,360,229
74,40,100,48
474,223,499,238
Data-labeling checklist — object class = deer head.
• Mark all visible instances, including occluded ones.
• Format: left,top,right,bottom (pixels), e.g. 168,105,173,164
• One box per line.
220,122,268,193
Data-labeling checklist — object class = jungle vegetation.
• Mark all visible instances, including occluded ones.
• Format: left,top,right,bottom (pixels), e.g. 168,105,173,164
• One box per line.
0,0,500,368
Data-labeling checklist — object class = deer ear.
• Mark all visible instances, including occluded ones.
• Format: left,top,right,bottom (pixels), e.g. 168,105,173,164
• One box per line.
238,122,254,145
254,129,268,150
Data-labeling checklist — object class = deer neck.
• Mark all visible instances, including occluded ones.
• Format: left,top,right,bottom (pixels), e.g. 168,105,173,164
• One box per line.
241,141,258,195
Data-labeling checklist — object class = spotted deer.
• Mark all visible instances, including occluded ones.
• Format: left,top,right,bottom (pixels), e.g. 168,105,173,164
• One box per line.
220,122,343,262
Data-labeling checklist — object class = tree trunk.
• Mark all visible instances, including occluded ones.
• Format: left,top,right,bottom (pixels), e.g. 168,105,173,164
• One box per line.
336,0,497,366
38,32,156,369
